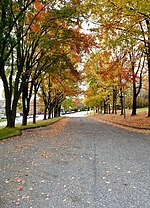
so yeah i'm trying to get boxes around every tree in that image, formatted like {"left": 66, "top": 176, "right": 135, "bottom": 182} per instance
{"left": 0, "top": 0, "right": 37, "bottom": 127}
{"left": 88, "top": 0, "right": 150, "bottom": 116}
{"left": 83, "top": 48, "right": 132, "bottom": 114}
{"left": 21, "top": 0, "right": 97, "bottom": 125}
{"left": 0, "top": 0, "right": 96, "bottom": 127}
{"left": 39, "top": 55, "right": 81, "bottom": 119}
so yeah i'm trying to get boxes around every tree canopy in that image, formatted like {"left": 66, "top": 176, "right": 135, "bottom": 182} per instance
{"left": 0, "top": 0, "right": 150, "bottom": 128}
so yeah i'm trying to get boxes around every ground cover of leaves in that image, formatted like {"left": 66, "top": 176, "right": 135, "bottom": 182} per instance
{"left": 0, "top": 118, "right": 69, "bottom": 207}
{"left": 90, "top": 111, "right": 150, "bottom": 134}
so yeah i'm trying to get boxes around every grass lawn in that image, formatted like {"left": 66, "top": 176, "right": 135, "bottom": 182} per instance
{"left": 0, "top": 117, "right": 63, "bottom": 140}
{"left": 0, "top": 119, "right": 6, "bottom": 123}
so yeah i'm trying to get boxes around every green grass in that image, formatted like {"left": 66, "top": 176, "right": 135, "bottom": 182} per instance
{"left": 125, "top": 107, "right": 148, "bottom": 114}
{"left": 0, "top": 127, "right": 20, "bottom": 140}
{"left": 0, "top": 117, "right": 63, "bottom": 140}
{"left": 0, "top": 119, "right": 6, "bottom": 123}
{"left": 136, "top": 107, "right": 148, "bottom": 112}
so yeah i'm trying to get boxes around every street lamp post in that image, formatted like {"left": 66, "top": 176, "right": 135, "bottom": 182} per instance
{"left": 123, "top": 92, "right": 126, "bottom": 119}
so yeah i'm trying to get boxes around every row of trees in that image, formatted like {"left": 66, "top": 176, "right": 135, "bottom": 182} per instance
{"left": 0, "top": 0, "right": 149, "bottom": 129}
{"left": 0, "top": 0, "right": 96, "bottom": 127}
{"left": 83, "top": 0, "right": 150, "bottom": 116}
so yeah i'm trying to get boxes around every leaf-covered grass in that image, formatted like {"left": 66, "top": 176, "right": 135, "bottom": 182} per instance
{"left": 0, "top": 117, "right": 63, "bottom": 140}
{"left": 90, "top": 108, "right": 150, "bottom": 133}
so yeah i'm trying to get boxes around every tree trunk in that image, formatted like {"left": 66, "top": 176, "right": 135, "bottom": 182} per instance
{"left": 51, "top": 109, "right": 54, "bottom": 118}
{"left": 112, "top": 88, "right": 117, "bottom": 114}
{"left": 44, "top": 106, "right": 47, "bottom": 120}
{"left": 48, "top": 109, "right": 52, "bottom": 119}
{"left": 58, "top": 105, "right": 61, "bottom": 117}
{"left": 22, "top": 80, "right": 28, "bottom": 126}
{"left": 148, "top": 56, "right": 150, "bottom": 117}
{"left": 5, "top": 89, "right": 15, "bottom": 127}
{"left": 54, "top": 103, "right": 60, "bottom": 117}
{"left": 1, "top": 66, "right": 19, "bottom": 128}
{"left": 146, "top": 19, "right": 150, "bottom": 116}
{"left": 5, "top": 95, "right": 19, "bottom": 128}
{"left": 33, "top": 84, "right": 37, "bottom": 124}
{"left": 131, "top": 80, "right": 137, "bottom": 116}
{"left": 6, "top": 112, "right": 16, "bottom": 127}
{"left": 104, "top": 100, "right": 106, "bottom": 114}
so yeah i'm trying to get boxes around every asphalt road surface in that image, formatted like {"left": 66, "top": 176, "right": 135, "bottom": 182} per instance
{"left": 0, "top": 117, "right": 150, "bottom": 208}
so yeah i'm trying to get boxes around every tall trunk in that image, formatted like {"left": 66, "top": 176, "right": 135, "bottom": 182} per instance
{"left": 22, "top": 100, "right": 28, "bottom": 126}
{"left": 54, "top": 103, "right": 60, "bottom": 117}
{"left": 57, "top": 106, "right": 60, "bottom": 117}
{"left": 47, "top": 77, "right": 51, "bottom": 119}
{"left": 130, "top": 51, "right": 144, "bottom": 116}
{"left": 147, "top": 19, "right": 150, "bottom": 116}
{"left": 104, "top": 100, "right": 106, "bottom": 114}
{"left": 6, "top": 112, "right": 16, "bottom": 128}
{"left": 142, "top": 19, "right": 150, "bottom": 116}
{"left": 1, "top": 66, "right": 16, "bottom": 127}
{"left": 44, "top": 106, "right": 47, "bottom": 120}
{"left": 131, "top": 61, "right": 136, "bottom": 116}
{"left": 108, "top": 104, "right": 111, "bottom": 114}
{"left": 5, "top": 90, "right": 19, "bottom": 128}
{"left": 5, "top": 88, "right": 16, "bottom": 128}
{"left": 148, "top": 56, "right": 150, "bottom": 117}
{"left": 131, "top": 77, "right": 137, "bottom": 115}
{"left": 112, "top": 88, "right": 117, "bottom": 114}
{"left": 22, "top": 76, "right": 35, "bottom": 125}
{"left": 51, "top": 109, "right": 54, "bottom": 118}
{"left": 48, "top": 109, "right": 51, "bottom": 119}
{"left": 33, "top": 84, "right": 37, "bottom": 124}
{"left": 22, "top": 79, "right": 28, "bottom": 126}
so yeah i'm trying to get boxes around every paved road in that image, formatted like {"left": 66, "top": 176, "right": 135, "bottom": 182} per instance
{"left": 0, "top": 117, "right": 150, "bottom": 208}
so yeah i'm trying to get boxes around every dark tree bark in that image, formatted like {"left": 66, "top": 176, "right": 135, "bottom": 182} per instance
{"left": 33, "top": 84, "right": 37, "bottom": 124}
{"left": 140, "top": 19, "right": 150, "bottom": 116}
{"left": 103, "top": 100, "right": 107, "bottom": 114}
{"left": 54, "top": 103, "right": 60, "bottom": 117}
{"left": 129, "top": 51, "right": 144, "bottom": 116}
{"left": 132, "top": 79, "right": 137, "bottom": 116}
{"left": 44, "top": 107, "right": 47, "bottom": 120}
{"left": 48, "top": 109, "right": 52, "bottom": 119}
{"left": 33, "top": 80, "right": 42, "bottom": 123}
{"left": 22, "top": 75, "right": 29, "bottom": 126}
{"left": 112, "top": 88, "right": 117, "bottom": 114}
{"left": 146, "top": 19, "right": 150, "bottom": 116}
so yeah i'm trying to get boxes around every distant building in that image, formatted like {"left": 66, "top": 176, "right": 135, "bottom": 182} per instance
{"left": 29, "top": 100, "right": 44, "bottom": 115}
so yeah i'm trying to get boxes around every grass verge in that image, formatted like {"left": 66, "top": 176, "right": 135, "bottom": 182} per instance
{"left": 0, "top": 119, "right": 6, "bottom": 123}
{"left": 0, "top": 117, "right": 63, "bottom": 140}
